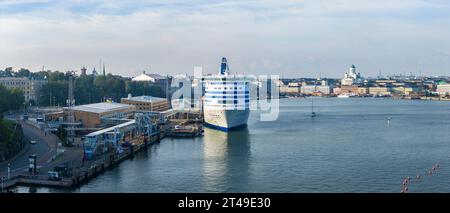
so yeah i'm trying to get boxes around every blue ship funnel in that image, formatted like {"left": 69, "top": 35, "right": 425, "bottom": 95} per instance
{"left": 220, "top": 57, "right": 228, "bottom": 75}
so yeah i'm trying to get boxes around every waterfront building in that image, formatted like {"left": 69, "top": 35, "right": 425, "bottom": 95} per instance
{"left": 333, "top": 87, "right": 341, "bottom": 95}
{"left": 301, "top": 85, "right": 332, "bottom": 95}
{"left": 375, "top": 79, "right": 397, "bottom": 84}
{"left": 339, "top": 85, "right": 360, "bottom": 95}
{"left": 436, "top": 84, "right": 450, "bottom": 96}
{"left": 121, "top": 95, "right": 170, "bottom": 112}
{"left": 0, "top": 77, "right": 47, "bottom": 102}
{"left": 278, "top": 80, "right": 301, "bottom": 94}
{"left": 280, "top": 85, "right": 300, "bottom": 94}
{"left": 66, "top": 102, "right": 135, "bottom": 128}
{"left": 391, "top": 87, "right": 421, "bottom": 95}
{"left": 132, "top": 72, "right": 167, "bottom": 83}
{"left": 423, "top": 82, "right": 436, "bottom": 91}
{"left": 132, "top": 71, "right": 169, "bottom": 94}
{"left": 288, "top": 82, "right": 301, "bottom": 87}
{"left": 341, "top": 64, "right": 363, "bottom": 86}
{"left": 369, "top": 87, "right": 391, "bottom": 96}
{"left": 301, "top": 85, "right": 316, "bottom": 94}
{"left": 392, "top": 82, "right": 406, "bottom": 87}
{"left": 316, "top": 85, "right": 332, "bottom": 95}
{"left": 357, "top": 87, "right": 368, "bottom": 95}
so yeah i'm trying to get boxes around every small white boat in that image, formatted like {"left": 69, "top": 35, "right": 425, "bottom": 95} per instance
{"left": 337, "top": 94, "right": 350, "bottom": 98}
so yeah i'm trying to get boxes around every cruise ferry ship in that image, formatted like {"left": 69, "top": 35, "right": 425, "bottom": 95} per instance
{"left": 202, "top": 57, "right": 250, "bottom": 131}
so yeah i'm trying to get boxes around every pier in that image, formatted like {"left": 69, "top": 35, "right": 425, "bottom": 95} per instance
{"left": 2, "top": 131, "right": 166, "bottom": 191}
{"left": 1, "top": 109, "right": 203, "bottom": 192}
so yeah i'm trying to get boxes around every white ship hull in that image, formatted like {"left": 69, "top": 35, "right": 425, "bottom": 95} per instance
{"left": 202, "top": 57, "right": 250, "bottom": 131}
{"left": 204, "top": 109, "right": 250, "bottom": 131}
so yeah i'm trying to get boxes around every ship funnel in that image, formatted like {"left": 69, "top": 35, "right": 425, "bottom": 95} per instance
{"left": 220, "top": 57, "right": 229, "bottom": 75}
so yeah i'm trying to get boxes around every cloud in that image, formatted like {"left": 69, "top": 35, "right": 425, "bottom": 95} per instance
{"left": 1, "top": 0, "right": 450, "bottom": 77}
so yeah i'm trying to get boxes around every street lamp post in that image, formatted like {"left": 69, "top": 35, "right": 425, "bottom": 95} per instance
{"left": 1, "top": 176, "right": 4, "bottom": 193}
{"left": 7, "top": 163, "right": 10, "bottom": 180}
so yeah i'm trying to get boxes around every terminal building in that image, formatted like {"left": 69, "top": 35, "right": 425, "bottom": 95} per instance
{"left": 65, "top": 102, "right": 136, "bottom": 128}
{"left": 121, "top": 95, "right": 170, "bottom": 112}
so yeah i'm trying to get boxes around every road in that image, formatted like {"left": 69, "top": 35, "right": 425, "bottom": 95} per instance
{"left": 0, "top": 121, "right": 57, "bottom": 178}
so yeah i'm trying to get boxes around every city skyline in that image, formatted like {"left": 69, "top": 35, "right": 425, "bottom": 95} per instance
{"left": 1, "top": 0, "right": 450, "bottom": 78}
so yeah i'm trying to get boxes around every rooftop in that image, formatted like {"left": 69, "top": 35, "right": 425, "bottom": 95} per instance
{"left": 70, "top": 102, "right": 134, "bottom": 114}
{"left": 86, "top": 120, "right": 135, "bottom": 137}
{"left": 132, "top": 73, "right": 166, "bottom": 81}
{"left": 122, "top": 96, "right": 166, "bottom": 103}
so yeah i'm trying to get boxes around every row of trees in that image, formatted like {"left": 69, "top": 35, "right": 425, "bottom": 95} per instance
{"left": 37, "top": 71, "right": 165, "bottom": 107}
{"left": 0, "top": 67, "right": 32, "bottom": 78}
{"left": 0, "top": 119, "right": 24, "bottom": 162}
{"left": 0, "top": 84, "right": 25, "bottom": 118}
{"left": 1, "top": 67, "right": 167, "bottom": 107}
{"left": 0, "top": 84, "right": 25, "bottom": 161}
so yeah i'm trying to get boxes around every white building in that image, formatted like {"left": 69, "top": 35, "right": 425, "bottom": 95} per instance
{"left": 341, "top": 64, "right": 363, "bottom": 86}
{"left": 301, "top": 85, "right": 332, "bottom": 95}
{"left": 0, "top": 77, "right": 47, "bottom": 102}
{"left": 132, "top": 71, "right": 169, "bottom": 94}
{"left": 436, "top": 84, "right": 450, "bottom": 96}
{"left": 301, "top": 80, "right": 332, "bottom": 95}
{"left": 132, "top": 71, "right": 167, "bottom": 83}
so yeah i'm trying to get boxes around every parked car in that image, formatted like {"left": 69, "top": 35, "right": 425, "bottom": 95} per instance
{"left": 48, "top": 171, "right": 61, "bottom": 180}
{"left": 30, "top": 140, "right": 37, "bottom": 144}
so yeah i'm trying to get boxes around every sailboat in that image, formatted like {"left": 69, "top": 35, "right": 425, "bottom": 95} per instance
{"left": 311, "top": 97, "right": 316, "bottom": 118}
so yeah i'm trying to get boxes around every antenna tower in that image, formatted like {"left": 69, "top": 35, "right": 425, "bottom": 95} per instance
{"left": 66, "top": 71, "right": 76, "bottom": 146}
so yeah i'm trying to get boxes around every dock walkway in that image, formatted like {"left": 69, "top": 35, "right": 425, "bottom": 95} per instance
{"left": 2, "top": 132, "right": 166, "bottom": 191}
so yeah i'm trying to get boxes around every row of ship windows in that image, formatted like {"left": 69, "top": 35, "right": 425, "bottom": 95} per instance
{"left": 206, "top": 87, "right": 244, "bottom": 90}
{"left": 205, "top": 104, "right": 250, "bottom": 108}
{"left": 207, "top": 82, "right": 249, "bottom": 85}
{"left": 206, "top": 91, "right": 250, "bottom": 94}
{"left": 204, "top": 100, "right": 250, "bottom": 104}
{"left": 205, "top": 95, "right": 250, "bottom": 99}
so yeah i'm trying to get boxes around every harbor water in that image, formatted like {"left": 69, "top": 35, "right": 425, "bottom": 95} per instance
{"left": 16, "top": 98, "right": 450, "bottom": 192}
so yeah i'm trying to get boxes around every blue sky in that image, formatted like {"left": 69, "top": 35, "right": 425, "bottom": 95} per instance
{"left": 1, "top": 0, "right": 450, "bottom": 78}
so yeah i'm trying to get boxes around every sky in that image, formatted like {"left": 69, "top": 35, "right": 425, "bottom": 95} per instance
{"left": 1, "top": 0, "right": 450, "bottom": 78}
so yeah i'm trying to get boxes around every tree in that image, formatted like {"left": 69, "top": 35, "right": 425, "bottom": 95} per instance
{"left": 44, "top": 71, "right": 66, "bottom": 82}
{"left": 16, "top": 68, "right": 31, "bottom": 77}
{"left": 0, "top": 119, "right": 24, "bottom": 161}
{"left": 57, "top": 125, "right": 67, "bottom": 145}
{"left": 2, "top": 67, "right": 13, "bottom": 77}
{"left": 0, "top": 84, "right": 25, "bottom": 117}
{"left": 38, "top": 81, "right": 68, "bottom": 107}
{"left": 125, "top": 81, "right": 164, "bottom": 97}
{"left": 33, "top": 70, "right": 165, "bottom": 107}
{"left": 74, "top": 74, "right": 101, "bottom": 105}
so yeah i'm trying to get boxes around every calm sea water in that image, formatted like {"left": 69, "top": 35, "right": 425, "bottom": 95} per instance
{"left": 17, "top": 98, "right": 450, "bottom": 193}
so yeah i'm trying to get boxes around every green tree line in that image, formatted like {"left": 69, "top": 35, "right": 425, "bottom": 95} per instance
{"left": 0, "top": 84, "right": 25, "bottom": 118}
{"left": 0, "top": 119, "right": 24, "bottom": 162}
{"left": 1, "top": 67, "right": 166, "bottom": 107}
{"left": 0, "top": 83, "right": 25, "bottom": 162}
{"left": 37, "top": 72, "right": 165, "bottom": 107}
{"left": 0, "top": 67, "right": 32, "bottom": 78}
